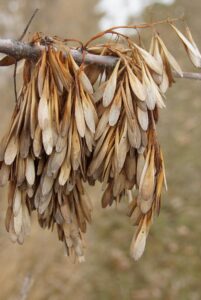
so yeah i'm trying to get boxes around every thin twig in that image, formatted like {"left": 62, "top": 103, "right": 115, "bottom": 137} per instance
{"left": 13, "top": 63, "right": 18, "bottom": 102}
{"left": 83, "top": 17, "right": 181, "bottom": 48}
{"left": 18, "top": 9, "right": 39, "bottom": 42}
{"left": 14, "top": 9, "right": 39, "bottom": 103}
{"left": 0, "top": 38, "right": 201, "bottom": 81}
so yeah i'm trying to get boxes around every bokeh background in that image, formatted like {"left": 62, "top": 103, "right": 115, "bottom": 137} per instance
{"left": 0, "top": 0, "right": 201, "bottom": 299}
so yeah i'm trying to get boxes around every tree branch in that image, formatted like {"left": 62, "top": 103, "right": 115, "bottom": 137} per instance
{"left": 0, "top": 39, "right": 41, "bottom": 60}
{"left": 0, "top": 38, "right": 201, "bottom": 81}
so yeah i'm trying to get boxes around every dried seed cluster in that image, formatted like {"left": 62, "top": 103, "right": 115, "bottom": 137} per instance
{"left": 0, "top": 23, "right": 200, "bottom": 262}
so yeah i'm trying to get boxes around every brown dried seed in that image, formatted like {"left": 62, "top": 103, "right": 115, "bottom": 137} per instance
{"left": 75, "top": 93, "right": 86, "bottom": 138}
{"left": 0, "top": 163, "right": 10, "bottom": 186}
{"left": 41, "top": 174, "right": 54, "bottom": 196}
{"left": 25, "top": 156, "right": 35, "bottom": 186}
{"left": 135, "top": 44, "right": 163, "bottom": 75}
{"left": 103, "top": 60, "right": 120, "bottom": 107}
{"left": 49, "top": 145, "right": 67, "bottom": 175}
{"left": 130, "top": 216, "right": 147, "bottom": 261}
{"left": 127, "top": 64, "right": 146, "bottom": 101}
{"left": 157, "top": 35, "right": 183, "bottom": 77}
{"left": 61, "top": 88, "right": 72, "bottom": 137}
{"left": 33, "top": 125, "right": 42, "bottom": 158}
{"left": 140, "top": 147, "right": 155, "bottom": 201}
{"left": 71, "top": 122, "right": 81, "bottom": 171}
{"left": 79, "top": 70, "right": 94, "bottom": 95}
{"left": 81, "top": 90, "right": 96, "bottom": 134}
{"left": 109, "top": 87, "right": 122, "bottom": 126}
{"left": 4, "top": 136, "right": 18, "bottom": 165}
{"left": 137, "top": 107, "right": 148, "bottom": 131}
{"left": 102, "top": 184, "right": 113, "bottom": 208}
{"left": 38, "top": 89, "right": 49, "bottom": 131}
{"left": 116, "top": 119, "right": 128, "bottom": 172}
{"left": 185, "top": 26, "right": 201, "bottom": 67}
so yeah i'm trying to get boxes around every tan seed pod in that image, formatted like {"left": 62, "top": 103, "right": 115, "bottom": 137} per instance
{"left": 157, "top": 35, "right": 183, "bottom": 77}
{"left": 137, "top": 107, "right": 148, "bottom": 131}
{"left": 130, "top": 216, "right": 148, "bottom": 261}
{"left": 42, "top": 126, "right": 53, "bottom": 155}
{"left": 135, "top": 44, "right": 163, "bottom": 75}
{"left": 102, "top": 184, "right": 113, "bottom": 208}
{"left": 75, "top": 93, "right": 86, "bottom": 138}
{"left": 109, "top": 87, "right": 122, "bottom": 126}
{"left": 171, "top": 24, "right": 201, "bottom": 66}
{"left": 38, "top": 93, "right": 49, "bottom": 131}
{"left": 79, "top": 70, "right": 94, "bottom": 95}
{"left": 127, "top": 65, "right": 146, "bottom": 101}
{"left": 139, "top": 147, "right": 155, "bottom": 201}
{"left": 185, "top": 26, "right": 201, "bottom": 67}
{"left": 25, "top": 156, "right": 35, "bottom": 186}
{"left": 41, "top": 174, "right": 54, "bottom": 196}
{"left": 4, "top": 136, "right": 18, "bottom": 165}
{"left": 33, "top": 125, "right": 42, "bottom": 158}
{"left": 103, "top": 60, "right": 120, "bottom": 107}
{"left": 0, "top": 163, "right": 10, "bottom": 186}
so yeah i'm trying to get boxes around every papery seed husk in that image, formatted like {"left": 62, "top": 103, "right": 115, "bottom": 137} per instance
{"left": 49, "top": 145, "right": 67, "bottom": 175}
{"left": 140, "top": 147, "right": 155, "bottom": 201}
{"left": 13, "top": 188, "right": 22, "bottom": 217}
{"left": 116, "top": 119, "right": 128, "bottom": 172}
{"left": 136, "top": 153, "right": 145, "bottom": 187}
{"left": 38, "top": 192, "right": 52, "bottom": 215}
{"left": 84, "top": 63, "right": 102, "bottom": 85}
{"left": 125, "top": 154, "right": 136, "bottom": 181}
{"left": 93, "top": 81, "right": 107, "bottom": 103}
{"left": 33, "top": 125, "right": 42, "bottom": 158}
{"left": 0, "top": 163, "right": 10, "bottom": 186}
{"left": 137, "top": 107, "right": 148, "bottom": 131}
{"left": 127, "top": 118, "right": 141, "bottom": 149}
{"left": 157, "top": 35, "right": 183, "bottom": 77}
{"left": 130, "top": 206, "right": 142, "bottom": 226}
{"left": 113, "top": 172, "right": 126, "bottom": 198}
{"left": 135, "top": 44, "right": 163, "bottom": 75}
{"left": 109, "top": 88, "right": 122, "bottom": 126}
{"left": 81, "top": 90, "right": 96, "bottom": 133}
{"left": 130, "top": 216, "right": 147, "bottom": 261}
{"left": 61, "top": 88, "right": 72, "bottom": 137}
{"left": 102, "top": 184, "right": 113, "bottom": 208}
{"left": 103, "top": 60, "right": 120, "bottom": 107}
{"left": 42, "top": 125, "right": 53, "bottom": 155}
{"left": 79, "top": 70, "right": 94, "bottom": 95}
{"left": 38, "top": 94, "right": 49, "bottom": 131}
{"left": 25, "top": 156, "right": 35, "bottom": 186}
{"left": 4, "top": 136, "right": 18, "bottom": 165}
{"left": 41, "top": 174, "right": 54, "bottom": 196}
{"left": 127, "top": 65, "right": 146, "bottom": 101}
{"left": 185, "top": 25, "right": 201, "bottom": 67}
{"left": 95, "top": 109, "right": 109, "bottom": 140}
{"left": 71, "top": 122, "right": 81, "bottom": 171}
{"left": 20, "top": 128, "right": 30, "bottom": 159}
{"left": 75, "top": 93, "right": 86, "bottom": 138}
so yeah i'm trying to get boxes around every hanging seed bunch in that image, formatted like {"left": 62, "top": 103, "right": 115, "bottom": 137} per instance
{"left": 0, "top": 37, "right": 97, "bottom": 262}
{"left": 0, "top": 20, "right": 200, "bottom": 261}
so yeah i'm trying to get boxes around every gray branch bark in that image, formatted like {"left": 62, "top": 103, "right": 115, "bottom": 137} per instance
{"left": 0, "top": 38, "right": 201, "bottom": 80}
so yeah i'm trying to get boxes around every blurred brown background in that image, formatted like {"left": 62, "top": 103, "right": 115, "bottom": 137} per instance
{"left": 0, "top": 0, "right": 201, "bottom": 299}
